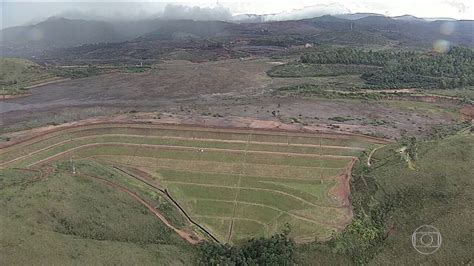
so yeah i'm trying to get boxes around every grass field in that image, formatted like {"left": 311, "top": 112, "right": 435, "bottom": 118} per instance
{"left": 0, "top": 123, "right": 385, "bottom": 246}
{"left": 0, "top": 58, "right": 150, "bottom": 96}
{"left": 0, "top": 165, "right": 195, "bottom": 265}
{"left": 427, "top": 87, "right": 474, "bottom": 100}
{"left": 296, "top": 130, "right": 473, "bottom": 264}
{"left": 267, "top": 63, "right": 380, "bottom": 78}
{"left": 0, "top": 58, "right": 59, "bottom": 95}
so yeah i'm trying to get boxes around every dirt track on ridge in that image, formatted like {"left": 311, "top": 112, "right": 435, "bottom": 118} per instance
{"left": 0, "top": 133, "right": 365, "bottom": 167}
{"left": 326, "top": 158, "right": 358, "bottom": 229}
{"left": 0, "top": 113, "right": 391, "bottom": 150}
{"left": 81, "top": 173, "right": 202, "bottom": 244}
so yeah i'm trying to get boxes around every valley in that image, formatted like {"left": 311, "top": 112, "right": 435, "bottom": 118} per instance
{"left": 0, "top": 8, "right": 473, "bottom": 265}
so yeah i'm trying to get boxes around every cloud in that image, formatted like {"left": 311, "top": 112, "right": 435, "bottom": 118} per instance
{"left": 256, "top": 3, "right": 350, "bottom": 21}
{"left": 443, "top": 0, "right": 467, "bottom": 13}
{"left": 1, "top": 1, "right": 473, "bottom": 30}
{"left": 162, "top": 4, "right": 232, "bottom": 21}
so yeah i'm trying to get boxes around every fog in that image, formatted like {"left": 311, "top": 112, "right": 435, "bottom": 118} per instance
{"left": 1, "top": 0, "right": 472, "bottom": 29}
{"left": 2, "top": 3, "right": 234, "bottom": 29}
{"left": 256, "top": 4, "right": 350, "bottom": 21}
{"left": 162, "top": 5, "right": 232, "bottom": 21}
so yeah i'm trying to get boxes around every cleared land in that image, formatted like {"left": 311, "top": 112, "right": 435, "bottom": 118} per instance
{"left": 0, "top": 123, "right": 386, "bottom": 244}
{"left": 0, "top": 58, "right": 464, "bottom": 141}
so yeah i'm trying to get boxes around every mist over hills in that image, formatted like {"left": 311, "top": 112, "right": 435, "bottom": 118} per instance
{"left": 0, "top": 17, "right": 125, "bottom": 48}
{"left": 1, "top": 13, "right": 472, "bottom": 61}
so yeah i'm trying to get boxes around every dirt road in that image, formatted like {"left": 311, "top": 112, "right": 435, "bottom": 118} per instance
{"left": 82, "top": 173, "right": 202, "bottom": 244}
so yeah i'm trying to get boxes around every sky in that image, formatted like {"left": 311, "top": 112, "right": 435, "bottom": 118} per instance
{"left": 1, "top": 0, "right": 473, "bottom": 29}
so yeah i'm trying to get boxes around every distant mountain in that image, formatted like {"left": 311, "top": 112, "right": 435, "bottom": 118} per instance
{"left": 392, "top": 15, "right": 426, "bottom": 22}
{"left": 353, "top": 15, "right": 473, "bottom": 46}
{"left": 0, "top": 17, "right": 124, "bottom": 49}
{"left": 233, "top": 9, "right": 457, "bottom": 24}
{"left": 140, "top": 20, "right": 240, "bottom": 40}
{"left": 1, "top": 15, "right": 472, "bottom": 60}
{"left": 232, "top": 14, "right": 264, "bottom": 23}
{"left": 334, "top": 13, "right": 384, "bottom": 20}
{"left": 423, "top": 17, "right": 457, "bottom": 22}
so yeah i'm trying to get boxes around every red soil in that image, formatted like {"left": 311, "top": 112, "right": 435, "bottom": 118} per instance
{"left": 460, "top": 105, "right": 474, "bottom": 121}
{"left": 0, "top": 113, "right": 391, "bottom": 150}
{"left": 327, "top": 158, "right": 357, "bottom": 226}
{"left": 0, "top": 93, "right": 32, "bottom": 100}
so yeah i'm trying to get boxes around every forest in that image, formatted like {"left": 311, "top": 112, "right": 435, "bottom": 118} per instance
{"left": 300, "top": 46, "right": 474, "bottom": 89}
{"left": 198, "top": 228, "right": 295, "bottom": 265}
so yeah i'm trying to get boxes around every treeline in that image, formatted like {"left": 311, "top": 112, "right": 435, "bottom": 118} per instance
{"left": 198, "top": 227, "right": 295, "bottom": 265}
{"left": 51, "top": 66, "right": 103, "bottom": 79}
{"left": 248, "top": 37, "right": 305, "bottom": 47}
{"left": 0, "top": 79, "right": 19, "bottom": 85}
{"left": 301, "top": 48, "right": 399, "bottom": 66}
{"left": 267, "top": 63, "right": 378, "bottom": 78}
{"left": 300, "top": 46, "right": 474, "bottom": 89}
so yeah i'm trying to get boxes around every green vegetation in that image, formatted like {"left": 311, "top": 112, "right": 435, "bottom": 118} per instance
{"left": 0, "top": 165, "right": 195, "bottom": 265}
{"left": 50, "top": 66, "right": 104, "bottom": 79}
{"left": 424, "top": 121, "right": 472, "bottom": 140}
{"left": 428, "top": 87, "right": 474, "bottom": 102}
{"left": 199, "top": 227, "right": 295, "bottom": 265}
{"left": 297, "top": 128, "right": 473, "bottom": 264}
{"left": 383, "top": 100, "right": 461, "bottom": 121}
{"left": 5, "top": 123, "right": 470, "bottom": 264}
{"left": 123, "top": 66, "right": 151, "bottom": 73}
{"left": 0, "top": 58, "right": 57, "bottom": 95}
{"left": 328, "top": 116, "right": 354, "bottom": 122}
{"left": 273, "top": 46, "right": 474, "bottom": 89}
{"left": 0, "top": 58, "right": 153, "bottom": 95}
{"left": 51, "top": 65, "right": 151, "bottom": 79}
{"left": 267, "top": 63, "right": 379, "bottom": 77}
{"left": 249, "top": 36, "right": 304, "bottom": 47}
{"left": 0, "top": 124, "right": 380, "bottom": 247}
{"left": 275, "top": 83, "right": 473, "bottom": 106}
{"left": 275, "top": 84, "right": 409, "bottom": 100}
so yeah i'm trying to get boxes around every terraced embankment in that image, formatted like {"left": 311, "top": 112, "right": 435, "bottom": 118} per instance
{"left": 0, "top": 123, "right": 388, "bottom": 243}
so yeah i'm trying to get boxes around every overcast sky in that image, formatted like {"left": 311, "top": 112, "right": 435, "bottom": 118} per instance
{"left": 1, "top": 0, "right": 473, "bottom": 29}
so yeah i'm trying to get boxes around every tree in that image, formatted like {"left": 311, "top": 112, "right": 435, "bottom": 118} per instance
{"left": 438, "top": 79, "right": 447, "bottom": 89}
{"left": 198, "top": 226, "right": 295, "bottom": 265}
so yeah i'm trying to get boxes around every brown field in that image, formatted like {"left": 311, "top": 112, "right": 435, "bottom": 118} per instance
{"left": 0, "top": 58, "right": 462, "bottom": 139}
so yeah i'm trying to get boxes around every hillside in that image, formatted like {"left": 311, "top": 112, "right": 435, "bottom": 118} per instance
{"left": 0, "top": 17, "right": 124, "bottom": 49}
{"left": 0, "top": 58, "right": 59, "bottom": 95}
{"left": 1, "top": 15, "right": 473, "bottom": 62}
{"left": 1, "top": 6, "right": 473, "bottom": 265}
{"left": 297, "top": 128, "right": 473, "bottom": 264}
{"left": 142, "top": 20, "right": 240, "bottom": 40}
{"left": 0, "top": 121, "right": 389, "bottom": 264}
{"left": 0, "top": 164, "right": 196, "bottom": 264}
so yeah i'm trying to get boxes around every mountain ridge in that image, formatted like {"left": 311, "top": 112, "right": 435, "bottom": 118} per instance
{"left": 1, "top": 15, "right": 472, "bottom": 59}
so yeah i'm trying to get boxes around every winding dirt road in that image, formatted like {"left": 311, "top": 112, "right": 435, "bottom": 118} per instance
{"left": 81, "top": 173, "right": 202, "bottom": 244}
